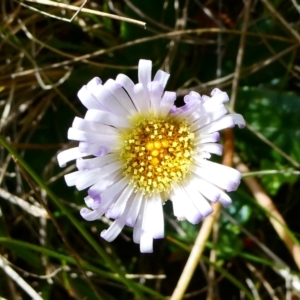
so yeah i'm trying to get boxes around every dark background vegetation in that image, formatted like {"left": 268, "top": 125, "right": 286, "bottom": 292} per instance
{"left": 1, "top": 0, "right": 300, "bottom": 299}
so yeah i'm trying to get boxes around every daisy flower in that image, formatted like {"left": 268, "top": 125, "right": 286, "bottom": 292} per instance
{"left": 57, "top": 59, "right": 245, "bottom": 253}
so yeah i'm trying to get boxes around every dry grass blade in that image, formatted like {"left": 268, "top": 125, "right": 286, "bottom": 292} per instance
{"left": 22, "top": 0, "right": 146, "bottom": 26}
{"left": 234, "top": 156, "right": 300, "bottom": 271}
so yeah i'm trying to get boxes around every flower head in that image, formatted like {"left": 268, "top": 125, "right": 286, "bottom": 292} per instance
{"left": 57, "top": 59, "right": 245, "bottom": 253}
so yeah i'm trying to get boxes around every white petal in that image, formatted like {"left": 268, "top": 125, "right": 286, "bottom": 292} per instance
{"left": 190, "top": 177, "right": 221, "bottom": 202}
{"left": 76, "top": 153, "right": 117, "bottom": 171}
{"left": 191, "top": 105, "right": 228, "bottom": 131}
{"left": 68, "top": 128, "right": 119, "bottom": 148}
{"left": 148, "top": 81, "right": 163, "bottom": 114}
{"left": 106, "top": 184, "right": 134, "bottom": 219}
{"left": 192, "top": 161, "right": 242, "bottom": 192}
{"left": 153, "top": 70, "right": 170, "bottom": 88}
{"left": 182, "top": 183, "right": 213, "bottom": 217}
{"left": 172, "top": 184, "right": 203, "bottom": 224}
{"left": 77, "top": 85, "right": 106, "bottom": 110}
{"left": 218, "top": 190, "right": 233, "bottom": 207}
{"left": 231, "top": 113, "right": 246, "bottom": 128}
{"left": 104, "top": 79, "right": 137, "bottom": 115}
{"left": 80, "top": 207, "right": 103, "bottom": 221}
{"left": 75, "top": 161, "right": 122, "bottom": 190}
{"left": 100, "top": 202, "right": 132, "bottom": 242}
{"left": 200, "top": 115, "right": 235, "bottom": 135}
{"left": 85, "top": 109, "right": 130, "bottom": 128}
{"left": 195, "top": 132, "right": 220, "bottom": 144}
{"left": 78, "top": 142, "right": 108, "bottom": 156}
{"left": 100, "top": 177, "right": 128, "bottom": 203}
{"left": 88, "top": 171, "right": 120, "bottom": 199}
{"left": 126, "top": 192, "right": 143, "bottom": 227}
{"left": 84, "top": 195, "right": 94, "bottom": 208}
{"left": 101, "top": 219, "right": 125, "bottom": 241}
{"left": 57, "top": 147, "right": 89, "bottom": 167}
{"left": 64, "top": 171, "right": 82, "bottom": 186}
{"left": 84, "top": 195, "right": 102, "bottom": 210}
{"left": 138, "top": 59, "right": 152, "bottom": 86}
{"left": 115, "top": 74, "right": 139, "bottom": 111}
{"left": 159, "top": 91, "right": 176, "bottom": 117}
{"left": 133, "top": 83, "right": 150, "bottom": 112}
{"left": 133, "top": 199, "right": 145, "bottom": 244}
{"left": 171, "top": 190, "right": 186, "bottom": 220}
{"left": 86, "top": 77, "right": 102, "bottom": 89}
{"left": 72, "top": 117, "right": 118, "bottom": 135}
{"left": 141, "top": 196, "right": 164, "bottom": 239}
{"left": 196, "top": 143, "right": 223, "bottom": 156}
{"left": 209, "top": 89, "right": 229, "bottom": 104}
{"left": 92, "top": 84, "right": 129, "bottom": 116}
{"left": 140, "top": 231, "right": 153, "bottom": 253}
{"left": 174, "top": 93, "right": 202, "bottom": 120}
{"left": 151, "top": 195, "right": 164, "bottom": 239}
{"left": 101, "top": 218, "right": 126, "bottom": 242}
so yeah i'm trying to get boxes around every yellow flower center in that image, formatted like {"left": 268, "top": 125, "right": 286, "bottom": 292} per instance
{"left": 119, "top": 115, "right": 195, "bottom": 195}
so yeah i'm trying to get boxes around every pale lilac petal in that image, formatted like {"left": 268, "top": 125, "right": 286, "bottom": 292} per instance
{"left": 77, "top": 85, "right": 106, "bottom": 110}
{"left": 92, "top": 84, "right": 129, "bottom": 116}
{"left": 199, "top": 115, "right": 236, "bottom": 135}
{"left": 172, "top": 184, "right": 202, "bottom": 224}
{"left": 133, "top": 200, "right": 145, "bottom": 244}
{"left": 148, "top": 81, "right": 164, "bottom": 114}
{"left": 218, "top": 190, "right": 233, "bottom": 207}
{"left": 76, "top": 153, "right": 117, "bottom": 171}
{"left": 126, "top": 192, "right": 143, "bottom": 227}
{"left": 209, "top": 89, "right": 229, "bottom": 103}
{"left": 190, "top": 177, "right": 221, "bottom": 203}
{"left": 84, "top": 195, "right": 102, "bottom": 210}
{"left": 106, "top": 184, "right": 134, "bottom": 219}
{"left": 72, "top": 117, "right": 118, "bottom": 135}
{"left": 194, "top": 132, "right": 220, "bottom": 144}
{"left": 191, "top": 105, "right": 228, "bottom": 131}
{"left": 84, "top": 195, "right": 94, "bottom": 208}
{"left": 88, "top": 171, "right": 120, "bottom": 199}
{"left": 100, "top": 201, "right": 132, "bottom": 242}
{"left": 78, "top": 142, "right": 108, "bottom": 156}
{"left": 159, "top": 91, "right": 176, "bottom": 117}
{"left": 85, "top": 109, "right": 130, "bottom": 128}
{"left": 151, "top": 195, "right": 164, "bottom": 239}
{"left": 100, "top": 218, "right": 126, "bottom": 242}
{"left": 68, "top": 128, "right": 119, "bottom": 148}
{"left": 100, "top": 177, "right": 128, "bottom": 203}
{"left": 115, "top": 74, "right": 139, "bottom": 112}
{"left": 133, "top": 83, "right": 150, "bottom": 112}
{"left": 75, "top": 161, "right": 122, "bottom": 190}
{"left": 153, "top": 70, "right": 170, "bottom": 88}
{"left": 57, "top": 147, "right": 89, "bottom": 167}
{"left": 80, "top": 207, "right": 103, "bottom": 221}
{"left": 196, "top": 143, "right": 223, "bottom": 156}
{"left": 231, "top": 113, "right": 246, "bottom": 128}
{"left": 138, "top": 59, "right": 152, "bottom": 86}
{"left": 192, "top": 161, "right": 242, "bottom": 192}
{"left": 86, "top": 77, "right": 102, "bottom": 90}
{"left": 104, "top": 79, "right": 137, "bottom": 115}
{"left": 182, "top": 183, "right": 213, "bottom": 217}
{"left": 64, "top": 171, "right": 81, "bottom": 186}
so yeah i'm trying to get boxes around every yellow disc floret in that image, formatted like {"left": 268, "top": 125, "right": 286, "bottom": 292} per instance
{"left": 119, "top": 115, "right": 195, "bottom": 195}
